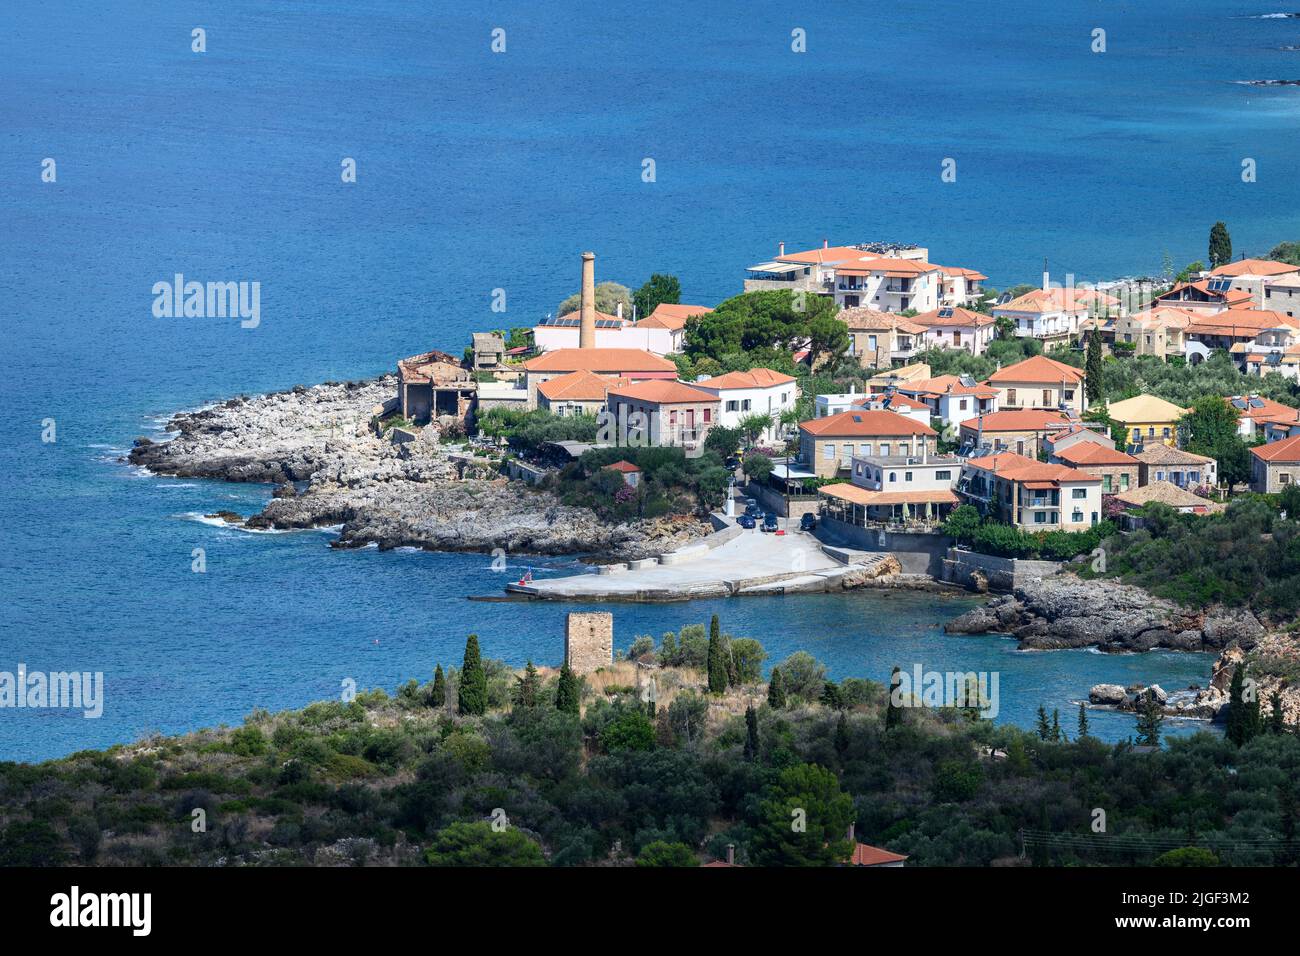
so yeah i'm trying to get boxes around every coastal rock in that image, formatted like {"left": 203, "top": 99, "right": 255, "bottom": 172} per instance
{"left": 1200, "top": 608, "right": 1264, "bottom": 650}
{"left": 1089, "top": 684, "right": 1127, "bottom": 705}
{"left": 131, "top": 377, "right": 710, "bottom": 561}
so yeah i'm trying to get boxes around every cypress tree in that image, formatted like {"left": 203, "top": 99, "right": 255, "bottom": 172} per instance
{"left": 1208, "top": 221, "right": 1232, "bottom": 268}
{"left": 1077, "top": 701, "right": 1090, "bottom": 739}
{"left": 555, "top": 662, "right": 580, "bottom": 715}
{"left": 1269, "top": 691, "right": 1286, "bottom": 734}
{"left": 744, "top": 705, "right": 759, "bottom": 760}
{"left": 767, "top": 667, "right": 786, "bottom": 709}
{"left": 885, "top": 666, "right": 903, "bottom": 731}
{"left": 458, "top": 634, "right": 488, "bottom": 716}
{"left": 706, "top": 615, "right": 728, "bottom": 694}
{"left": 1035, "top": 705, "right": 1051, "bottom": 741}
{"left": 430, "top": 664, "right": 446, "bottom": 709}
{"left": 834, "top": 711, "right": 849, "bottom": 755}
{"left": 1085, "top": 328, "right": 1103, "bottom": 403}
{"left": 1226, "top": 665, "right": 1254, "bottom": 746}
{"left": 1051, "top": 709, "right": 1062, "bottom": 743}
{"left": 514, "top": 661, "right": 540, "bottom": 709}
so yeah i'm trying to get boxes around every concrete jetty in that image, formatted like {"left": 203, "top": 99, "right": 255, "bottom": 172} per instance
{"left": 505, "top": 520, "right": 898, "bottom": 602}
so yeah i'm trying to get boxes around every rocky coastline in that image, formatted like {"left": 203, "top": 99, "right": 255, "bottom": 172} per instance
{"left": 126, "top": 378, "right": 710, "bottom": 561}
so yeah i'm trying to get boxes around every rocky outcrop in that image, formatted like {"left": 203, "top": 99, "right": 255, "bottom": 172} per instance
{"left": 1088, "top": 680, "right": 1227, "bottom": 721}
{"left": 127, "top": 378, "right": 711, "bottom": 561}
{"left": 944, "top": 575, "right": 1264, "bottom": 653}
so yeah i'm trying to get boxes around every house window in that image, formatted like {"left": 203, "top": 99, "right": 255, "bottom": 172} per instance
{"left": 726, "top": 400, "right": 738, "bottom": 412}
{"left": 1103, "top": 474, "right": 1112, "bottom": 492}
{"left": 1156, "top": 470, "right": 1165, "bottom": 481}
{"left": 1034, "top": 512, "right": 1047, "bottom": 524}
{"left": 1072, "top": 488, "right": 1087, "bottom": 499}
{"left": 1007, "top": 389, "right": 1017, "bottom": 405}
{"left": 1162, "top": 427, "right": 1170, "bottom": 438}
{"left": 905, "top": 471, "right": 913, "bottom": 482}
{"left": 1064, "top": 389, "right": 1074, "bottom": 400}
{"left": 959, "top": 399, "right": 968, "bottom": 411}
{"left": 1132, "top": 429, "right": 1142, "bottom": 443}
{"left": 854, "top": 463, "right": 863, "bottom": 476}
{"left": 1120, "top": 473, "right": 1130, "bottom": 491}
{"left": 1050, "top": 512, "right": 1059, "bottom": 524}
{"left": 741, "top": 399, "right": 751, "bottom": 411}
{"left": 703, "top": 408, "right": 712, "bottom": 423}
{"left": 824, "top": 444, "right": 835, "bottom": 460}
{"left": 860, "top": 443, "right": 873, "bottom": 456}
{"left": 879, "top": 443, "right": 891, "bottom": 457}
{"left": 1042, "top": 390, "right": 1051, "bottom": 406}
{"left": 935, "top": 470, "right": 952, "bottom": 480}
{"left": 843, "top": 443, "right": 854, "bottom": 458}
{"left": 889, "top": 472, "right": 897, "bottom": 483}
{"left": 1283, "top": 473, "right": 1292, "bottom": 485}
{"left": 669, "top": 410, "right": 677, "bottom": 425}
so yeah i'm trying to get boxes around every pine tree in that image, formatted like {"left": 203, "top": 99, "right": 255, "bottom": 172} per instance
{"left": 885, "top": 666, "right": 903, "bottom": 731}
{"left": 514, "top": 661, "right": 540, "bottom": 709}
{"left": 1208, "top": 221, "right": 1232, "bottom": 268}
{"left": 1035, "top": 705, "right": 1051, "bottom": 741}
{"left": 1085, "top": 327, "right": 1103, "bottom": 403}
{"left": 1135, "top": 690, "right": 1163, "bottom": 748}
{"left": 1077, "top": 702, "right": 1090, "bottom": 739}
{"left": 457, "top": 634, "right": 488, "bottom": 716}
{"left": 1051, "top": 709, "right": 1062, "bottom": 743}
{"left": 820, "top": 680, "right": 844, "bottom": 711}
{"left": 555, "top": 662, "right": 580, "bottom": 715}
{"left": 766, "top": 667, "right": 786, "bottom": 709}
{"left": 744, "top": 705, "right": 759, "bottom": 760}
{"left": 706, "top": 615, "right": 729, "bottom": 694}
{"left": 430, "top": 664, "right": 446, "bottom": 709}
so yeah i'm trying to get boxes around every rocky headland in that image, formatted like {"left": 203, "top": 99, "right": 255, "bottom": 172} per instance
{"left": 127, "top": 378, "right": 710, "bottom": 561}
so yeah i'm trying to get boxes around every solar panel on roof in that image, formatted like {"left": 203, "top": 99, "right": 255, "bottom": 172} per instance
{"left": 852, "top": 415, "right": 862, "bottom": 422}
{"left": 1208, "top": 277, "right": 1233, "bottom": 292}
{"left": 938, "top": 307, "right": 954, "bottom": 318}
{"left": 1251, "top": 398, "right": 1265, "bottom": 408}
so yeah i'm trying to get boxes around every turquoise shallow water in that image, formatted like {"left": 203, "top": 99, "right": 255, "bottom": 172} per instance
{"left": 2, "top": 0, "right": 1284, "bottom": 760}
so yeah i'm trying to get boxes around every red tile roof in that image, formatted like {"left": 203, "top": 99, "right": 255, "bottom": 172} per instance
{"left": 848, "top": 843, "right": 909, "bottom": 866}
{"left": 640, "top": 303, "right": 712, "bottom": 330}
{"left": 1208, "top": 258, "right": 1300, "bottom": 278}
{"left": 603, "top": 460, "right": 642, "bottom": 473}
{"left": 901, "top": 375, "right": 999, "bottom": 399}
{"left": 966, "top": 451, "right": 1100, "bottom": 483}
{"left": 986, "top": 355, "right": 1085, "bottom": 386}
{"left": 958, "top": 409, "right": 1074, "bottom": 432}
{"left": 799, "top": 409, "right": 937, "bottom": 438}
{"left": 535, "top": 369, "right": 628, "bottom": 402}
{"left": 696, "top": 368, "right": 797, "bottom": 390}
{"left": 1054, "top": 443, "right": 1139, "bottom": 467}
{"left": 995, "top": 288, "right": 1117, "bottom": 313}
{"left": 522, "top": 348, "right": 677, "bottom": 374}
{"left": 1251, "top": 434, "right": 1300, "bottom": 463}
{"left": 608, "top": 380, "right": 719, "bottom": 404}
{"left": 910, "top": 306, "right": 995, "bottom": 329}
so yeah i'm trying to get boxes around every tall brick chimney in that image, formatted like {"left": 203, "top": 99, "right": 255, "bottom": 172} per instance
{"left": 579, "top": 251, "right": 596, "bottom": 349}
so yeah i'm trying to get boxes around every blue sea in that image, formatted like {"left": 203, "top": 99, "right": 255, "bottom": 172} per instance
{"left": 4, "top": 0, "right": 1296, "bottom": 762}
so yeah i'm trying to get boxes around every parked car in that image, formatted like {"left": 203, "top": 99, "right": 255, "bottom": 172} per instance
{"left": 761, "top": 512, "right": 779, "bottom": 533}
{"left": 737, "top": 513, "right": 757, "bottom": 529}
{"left": 800, "top": 512, "right": 818, "bottom": 532}
{"left": 744, "top": 500, "right": 762, "bottom": 518}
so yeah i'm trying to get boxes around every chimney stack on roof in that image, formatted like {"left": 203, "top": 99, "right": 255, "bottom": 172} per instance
{"left": 779, "top": 241, "right": 785, "bottom": 256}
{"left": 823, "top": 238, "right": 829, "bottom": 249}
{"left": 579, "top": 251, "right": 596, "bottom": 349}
{"left": 726, "top": 843, "right": 735, "bottom": 865}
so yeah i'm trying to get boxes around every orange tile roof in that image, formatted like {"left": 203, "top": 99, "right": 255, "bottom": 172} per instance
{"left": 853, "top": 393, "right": 930, "bottom": 411}
{"left": 820, "top": 484, "right": 959, "bottom": 507}
{"left": 639, "top": 303, "right": 712, "bottom": 330}
{"left": 833, "top": 258, "right": 940, "bottom": 277}
{"left": 937, "top": 265, "right": 989, "bottom": 281}
{"left": 1187, "top": 308, "right": 1298, "bottom": 338}
{"left": 1054, "top": 443, "right": 1139, "bottom": 466}
{"left": 996, "top": 288, "right": 1118, "bottom": 313}
{"left": 603, "top": 459, "right": 642, "bottom": 473}
{"left": 1157, "top": 280, "right": 1255, "bottom": 307}
{"left": 1226, "top": 395, "right": 1297, "bottom": 421}
{"left": 900, "top": 375, "right": 999, "bottom": 398}
{"left": 986, "top": 355, "right": 1085, "bottom": 385}
{"left": 522, "top": 348, "right": 677, "bottom": 374}
{"left": 1251, "top": 434, "right": 1300, "bottom": 463}
{"left": 696, "top": 368, "right": 797, "bottom": 390}
{"left": 959, "top": 409, "right": 1074, "bottom": 432}
{"left": 555, "top": 309, "right": 624, "bottom": 325}
{"left": 837, "top": 306, "right": 928, "bottom": 333}
{"left": 849, "top": 843, "right": 909, "bottom": 866}
{"left": 607, "top": 380, "right": 719, "bottom": 404}
{"left": 1126, "top": 306, "right": 1199, "bottom": 330}
{"left": 535, "top": 369, "right": 629, "bottom": 402}
{"left": 799, "top": 409, "right": 937, "bottom": 438}
{"left": 1209, "top": 258, "right": 1300, "bottom": 278}
{"left": 776, "top": 246, "right": 878, "bottom": 265}
{"left": 965, "top": 451, "right": 1100, "bottom": 483}
{"left": 910, "top": 306, "right": 995, "bottom": 329}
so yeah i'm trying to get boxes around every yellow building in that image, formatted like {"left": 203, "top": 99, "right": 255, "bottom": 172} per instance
{"left": 1105, "top": 395, "right": 1188, "bottom": 448}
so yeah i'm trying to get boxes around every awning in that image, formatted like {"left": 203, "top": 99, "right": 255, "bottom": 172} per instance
{"left": 747, "top": 261, "right": 805, "bottom": 274}
{"left": 819, "top": 483, "right": 959, "bottom": 506}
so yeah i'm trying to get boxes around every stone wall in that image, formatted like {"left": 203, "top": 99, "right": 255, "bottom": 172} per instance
{"left": 565, "top": 611, "right": 613, "bottom": 675}
{"left": 940, "top": 547, "right": 1062, "bottom": 592}
{"left": 817, "top": 516, "right": 950, "bottom": 575}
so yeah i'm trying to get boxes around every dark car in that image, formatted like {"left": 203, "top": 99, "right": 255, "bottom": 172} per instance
{"left": 744, "top": 500, "right": 763, "bottom": 518}
{"left": 737, "top": 513, "right": 757, "bottom": 529}
{"left": 761, "top": 512, "right": 779, "bottom": 533}
{"left": 800, "top": 512, "right": 818, "bottom": 532}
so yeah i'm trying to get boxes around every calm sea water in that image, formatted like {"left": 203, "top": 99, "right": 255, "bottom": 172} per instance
{"left": 4, "top": 0, "right": 1292, "bottom": 761}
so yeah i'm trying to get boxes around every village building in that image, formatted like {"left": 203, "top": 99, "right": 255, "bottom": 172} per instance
{"left": 1132, "top": 444, "right": 1217, "bottom": 490}
{"left": 1050, "top": 442, "right": 1139, "bottom": 495}
{"left": 1250, "top": 434, "right": 1300, "bottom": 493}
{"left": 818, "top": 446, "right": 961, "bottom": 528}
{"left": 1201, "top": 258, "right": 1300, "bottom": 309}
{"left": 984, "top": 354, "right": 1087, "bottom": 414}
{"left": 1264, "top": 272, "right": 1300, "bottom": 319}
{"left": 692, "top": 368, "right": 798, "bottom": 444}
{"left": 1152, "top": 278, "right": 1254, "bottom": 313}
{"left": 936, "top": 266, "right": 988, "bottom": 310}
{"left": 1113, "top": 480, "right": 1221, "bottom": 517}
{"left": 605, "top": 380, "right": 720, "bottom": 454}
{"left": 520, "top": 348, "right": 677, "bottom": 403}
{"left": 1224, "top": 394, "right": 1300, "bottom": 439}
{"left": 535, "top": 369, "right": 629, "bottom": 417}
{"left": 396, "top": 349, "right": 476, "bottom": 424}
{"left": 992, "top": 286, "right": 1119, "bottom": 347}
{"left": 909, "top": 306, "right": 997, "bottom": 356}
{"left": 865, "top": 362, "right": 932, "bottom": 393}
{"left": 831, "top": 257, "right": 943, "bottom": 313}
{"left": 602, "top": 460, "right": 642, "bottom": 487}
{"left": 1104, "top": 395, "right": 1188, "bottom": 449}
{"left": 471, "top": 332, "right": 506, "bottom": 371}
{"left": 797, "top": 409, "right": 938, "bottom": 479}
{"left": 895, "top": 375, "right": 999, "bottom": 430}
{"left": 1183, "top": 308, "right": 1299, "bottom": 365}
{"left": 814, "top": 384, "right": 870, "bottom": 418}
{"left": 532, "top": 306, "right": 698, "bottom": 356}
{"left": 850, "top": 390, "right": 934, "bottom": 430}
{"left": 1109, "top": 306, "right": 1197, "bottom": 360}
{"left": 838, "top": 307, "right": 930, "bottom": 367}
{"left": 743, "top": 240, "right": 931, "bottom": 299}
{"left": 957, "top": 408, "right": 1076, "bottom": 459}
{"left": 1041, "top": 422, "right": 1114, "bottom": 458}
{"left": 957, "top": 452, "right": 1103, "bottom": 530}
